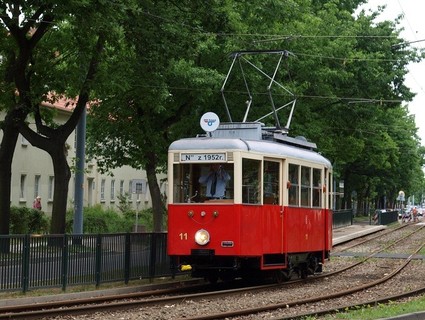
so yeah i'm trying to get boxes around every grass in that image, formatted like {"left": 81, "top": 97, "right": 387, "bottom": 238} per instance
{"left": 0, "top": 279, "right": 142, "bottom": 300}
{"left": 314, "top": 295, "right": 425, "bottom": 319}
{"left": 0, "top": 275, "right": 192, "bottom": 300}
{"left": 353, "top": 215, "right": 370, "bottom": 224}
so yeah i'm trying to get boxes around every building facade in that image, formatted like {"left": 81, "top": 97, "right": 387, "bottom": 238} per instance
{"left": 2, "top": 106, "right": 166, "bottom": 215}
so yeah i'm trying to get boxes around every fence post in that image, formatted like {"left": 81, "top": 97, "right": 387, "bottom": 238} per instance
{"left": 62, "top": 234, "right": 68, "bottom": 291}
{"left": 95, "top": 234, "right": 102, "bottom": 288}
{"left": 124, "top": 233, "right": 131, "bottom": 284}
{"left": 22, "top": 234, "right": 30, "bottom": 293}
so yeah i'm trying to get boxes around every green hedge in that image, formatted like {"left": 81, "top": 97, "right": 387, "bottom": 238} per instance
{"left": 10, "top": 206, "right": 50, "bottom": 234}
{"left": 9, "top": 202, "right": 156, "bottom": 234}
{"left": 65, "top": 204, "right": 155, "bottom": 234}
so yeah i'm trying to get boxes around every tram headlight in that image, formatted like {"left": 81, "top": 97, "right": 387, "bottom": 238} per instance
{"left": 194, "top": 229, "right": 210, "bottom": 246}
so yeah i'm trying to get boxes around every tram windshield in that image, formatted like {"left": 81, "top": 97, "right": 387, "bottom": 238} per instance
{"left": 173, "top": 163, "right": 234, "bottom": 203}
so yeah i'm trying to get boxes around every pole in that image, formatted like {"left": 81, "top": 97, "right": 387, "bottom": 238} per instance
{"left": 135, "top": 199, "right": 139, "bottom": 232}
{"left": 73, "top": 106, "right": 86, "bottom": 234}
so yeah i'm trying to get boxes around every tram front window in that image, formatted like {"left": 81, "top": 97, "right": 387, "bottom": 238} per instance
{"left": 173, "top": 163, "right": 234, "bottom": 203}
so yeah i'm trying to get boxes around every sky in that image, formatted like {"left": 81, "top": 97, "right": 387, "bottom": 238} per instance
{"left": 359, "top": 0, "right": 425, "bottom": 145}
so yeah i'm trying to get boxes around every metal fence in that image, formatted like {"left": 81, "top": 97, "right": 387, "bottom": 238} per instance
{"left": 333, "top": 209, "right": 353, "bottom": 229}
{"left": 372, "top": 210, "right": 399, "bottom": 225}
{"left": 0, "top": 209, "right": 357, "bottom": 293}
{"left": 0, "top": 233, "right": 170, "bottom": 293}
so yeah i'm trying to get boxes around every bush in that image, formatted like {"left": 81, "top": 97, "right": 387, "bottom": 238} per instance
{"left": 117, "top": 193, "right": 158, "bottom": 232}
{"left": 124, "top": 207, "right": 155, "bottom": 231}
{"left": 66, "top": 205, "right": 134, "bottom": 234}
{"left": 10, "top": 206, "right": 50, "bottom": 234}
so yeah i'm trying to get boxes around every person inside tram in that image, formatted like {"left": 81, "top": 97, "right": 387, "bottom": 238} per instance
{"left": 199, "top": 163, "right": 231, "bottom": 199}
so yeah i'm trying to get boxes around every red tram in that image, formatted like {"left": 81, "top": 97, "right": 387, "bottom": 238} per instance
{"left": 167, "top": 121, "right": 333, "bottom": 282}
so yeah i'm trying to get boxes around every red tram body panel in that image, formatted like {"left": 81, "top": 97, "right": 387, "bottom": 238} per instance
{"left": 168, "top": 204, "right": 332, "bottom": 266}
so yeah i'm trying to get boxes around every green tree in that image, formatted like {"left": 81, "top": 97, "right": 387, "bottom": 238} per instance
{"left": 272, "top": 2, "right": 423, "bottom": 212}
{"left": 86, "top": 0, "right": 424, "bottom": 220}
{"left": 0, "top": 2, "right": 53, "bottom": 239}
{"left": 87, "top": 0, "right": 235, "bottom": 231}
{"left": 0, "top": 1, "right": 135, "bottom": 236}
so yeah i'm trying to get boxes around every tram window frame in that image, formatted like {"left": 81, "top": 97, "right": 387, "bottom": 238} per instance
{"left": 288, "top": 164, "right": 299, "bottom": 206}
{"left": 300, "top": 166, "right": 311, "bottom": 207}
{"left": 326, "top": 169, "right": 332, "bottom": 209}
{"left": 263, "top": 160, "right": 280, "bottom": 205}
{"left": 173, "top": 163, "right": 234, "bottom": 203}
{"left": 242, "top": 158, "right": 261, "bottom": 204}
{"left": 312, "top": 168, "right": 322, "bottom": 207}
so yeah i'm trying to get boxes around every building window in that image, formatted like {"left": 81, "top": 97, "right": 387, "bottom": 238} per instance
{"left": 20, "top": 174, "right": 27, "bottom": 199}
{"left": 34, "top": 175, "right": 41, "bottom": 199}
{"left": 120, "top": 180, "right": 124, "bottom": 195}
{"left": 101, "top": 179, "right": 106, "bottom": 201}
{"left": 111, "top": 179, "right": 115, "bottom": 201}
{"left": 48, "top": 176, "right": 54, "bottom": 200}
{"left": 128, "top": 180, "right": 133, "bottom": 202}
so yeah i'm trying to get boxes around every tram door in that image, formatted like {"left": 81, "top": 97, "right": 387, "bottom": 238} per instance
{"left": 263, "top": 160, "right": 280, "bottom": 205}
{"left": 263, "top": 160, "right": 283, "bottom": 252}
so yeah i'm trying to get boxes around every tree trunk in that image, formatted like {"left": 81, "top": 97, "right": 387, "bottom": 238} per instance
{"left": 0, "top": 115, "right": 20, "bottom": 252}
{"left": 145, "top": 154, "right": 164, "bottom": 232}
{"left": 49, "top": 146, "right": 71, "bottom": 235}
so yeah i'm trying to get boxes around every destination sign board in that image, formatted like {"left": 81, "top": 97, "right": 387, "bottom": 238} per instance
{"left": 180, "top": 153, "right": 226, "bottom": 162}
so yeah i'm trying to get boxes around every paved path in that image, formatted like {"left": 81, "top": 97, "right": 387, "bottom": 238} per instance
{"left": 333, "top": 223, "right": 386, "bottom": 246}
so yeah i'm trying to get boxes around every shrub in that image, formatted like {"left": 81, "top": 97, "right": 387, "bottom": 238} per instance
{"left": 124, "top": 207, "right": 154, "bottom": 231}
{"left": 66, "top": 205, "right": 134, "bottom": 234}
{"left": 9, "top": 206, "right": 50, "bottom": 234}
{"left": 117, "top": 193, "right": 158, "bottom": 232}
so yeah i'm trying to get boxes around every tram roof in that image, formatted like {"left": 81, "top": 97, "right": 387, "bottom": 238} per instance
{"left": 169, "top": 137, "right": 332, "bottom": 168}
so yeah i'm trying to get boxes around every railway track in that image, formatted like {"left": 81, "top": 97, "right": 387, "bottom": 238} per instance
{"left": 179, "top": 225, "right": 425, "bottom": 319}
{"left": 332, "top": 222, "right": 409, "bottom": 253}
{"left": 1, "top": 224, "right": 424, "bottom": 319}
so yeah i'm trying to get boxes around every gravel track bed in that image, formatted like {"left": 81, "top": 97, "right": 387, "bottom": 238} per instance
{"left": 236, "top": 259, "right": 425, "bottom": 320}
{"left": 337, "top": 225, "right": 424, "bottom": 254}
{"left": 48, "top": 225, "right": 425, "bottom": 320}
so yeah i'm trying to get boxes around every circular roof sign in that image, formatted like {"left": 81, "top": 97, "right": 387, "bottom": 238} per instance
{"left": 200, "top": 112, "right": 220, "bottom": 132}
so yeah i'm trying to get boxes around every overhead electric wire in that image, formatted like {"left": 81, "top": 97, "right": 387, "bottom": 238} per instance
{"left": 396, "top": 0, "right": 416, "bottom": 40}
{"left": 393, "top": 1, "right": 425, "bottom": 98}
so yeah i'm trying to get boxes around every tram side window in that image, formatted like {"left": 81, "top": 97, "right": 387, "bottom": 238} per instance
{"left": 312, "top": 168, "right": 322, "bottom": 207}
{"left": 242, "top": 158, "right": 261, "bottom": 204}
{"left": 288, "top": 164, "right": 299, "bottom": 206}
{"left": 301, "top": 166, "right": 311, "bottom": 207}
{"left": 263, "top": 161, "right": 279, "bottom": 204}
